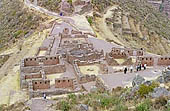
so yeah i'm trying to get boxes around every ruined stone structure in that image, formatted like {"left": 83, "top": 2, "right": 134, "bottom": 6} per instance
{"left": 20, "top": 19, "right": 170, "bottom": 98}
{"left": 105, "top": 47, "right": 144, "bottom": 66}
{"left": 20, "top": 55, "right": 66, "bottom": 89}
{"left": 137, "top": 56, "right": 170, "bottom": 66}
{"left": 158, "top": 57, "right": 170, "bottom": 66}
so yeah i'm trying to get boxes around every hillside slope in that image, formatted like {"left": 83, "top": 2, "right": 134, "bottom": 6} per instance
{"left": 91, "top": 0, "right": 170, "bottom": 55}
{"left": 0, "top": 0, "right": 45, "bottom": 50}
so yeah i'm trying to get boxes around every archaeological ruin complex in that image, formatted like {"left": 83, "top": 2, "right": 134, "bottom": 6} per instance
{"left": 20, "top": 6, "right": 170, "bottom": 98}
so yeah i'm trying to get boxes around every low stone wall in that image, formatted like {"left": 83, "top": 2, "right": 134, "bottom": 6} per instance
{"left": 29, "top": 88, "right": 79, "bottom": 99}
{"left": 76, "top": 60, "right": 101, "bottom": 66}
{"left": 21, "top": 64, "right": 65, "bottom": 74}
{"left": 73, "top": 62, "right": 97, "bottom": 84}
{"left": 122, "top": 57, "right": 133, "bottom": 65}
{"left": 44, "top": 64, "right": 66, "bottom": 74}
{"left": 36, "top": 47, "right": 48, "bottom": 56}
{"left": 110, "top": 47, "right": 144, "bottom": 57}
{"left": 78, "top": 75, "right": 96, "bottom": 84}
{"left": 105, "top": 53, "right": 119, "bottom": 66}
{"left": 25, "top": 73, "right": 42, "bottom": 79}
{"left": 67, "top": 51, "right": 104, "bottom": 64}
{"left": 71, "top": 30, "right": 82, "bottom": 35}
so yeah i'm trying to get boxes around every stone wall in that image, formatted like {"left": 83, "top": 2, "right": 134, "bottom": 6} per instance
{"left": 32, "top": 80, "right": 50, "bottom": 90}
{"left": 25, "top": 73, "right": 42, "bottom": 79}
{"left": 71, "top": 30, "right": 82, "bottom": 35}
{"left": 43, "top": 56, "right": 59, "bottom": 65}
{"left": 36, "top": 47, "right": 48, "bottom": 56}
{"left": 21, "top": 64, "right": 66, "bottom": 74}
{"left": 29, "top": 88, "right": 78, "bottom": 98}
{"left": 78, "top": 75, "right": 96, "bottom": 84}
{"left": 76, "top": 60, "right": 101, "bottom": 66}
{"left": 137, "top": 56, "right": 154, "bottom": 66}
{"left": 24, "top": 58, "right": 39, "bottom": 67}
{"left": 158, "top": 57, "right": 170, "bottom": 66}
{"left": 55, "top": 78, "right": 74, "bottom": 89}
{"left": 105, "top": 53, "right": 119, "bottom": 66}
{"left": 67, "top": 51, "right": 104, "bottom": 64}
{"left": 73, "top": 62, "right": 97, "bottom": 84}
{"left": 23, "top": 56, "right": 60, "bottom": 67}
{"left": 110, "top": 47, "right": 144, "bottom": 57}
{"left": 137, "top": 56, "right": 170, "bottom": 66}
{"left": 44, "top": 64, "right": 66, "bottom": 74}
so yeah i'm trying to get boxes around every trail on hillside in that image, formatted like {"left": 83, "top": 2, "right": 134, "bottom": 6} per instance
{"left": 94, "top": 6, "right": 124, "bottom": 46}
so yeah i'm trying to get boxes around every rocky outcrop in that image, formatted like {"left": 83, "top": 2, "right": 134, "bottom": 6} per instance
{"left": 132, "top": 75, "right": 145, "bottom": 87}
{"left": 78, "top": 104, "right": 89, "bottom": 111}
{"left": 163, "top": 69, "right": 170, "bottom": 83}
{"left": 150, "top": 87, "right": 170, "bottom": 98}
{"left": 156, "top": 68, "right": 170, "bottom": 83}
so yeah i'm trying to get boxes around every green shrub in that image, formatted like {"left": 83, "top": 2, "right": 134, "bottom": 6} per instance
{"left": 100, "top": 97, "right": 111, "bottom": 108}
{"left": 68, "top": 93, "right": 76, "bottom": 104}
{"left": 136, "top": 99, "right": 151, "bottom": 111}
{"left": 115, "top": 104, "right": 128, "bottom": 111}
{"left": 138, "top": 82, "right": 158, "bottom": 97}
{"left": 87, "top": 16, "right": 93, "bottom": 25}
{"left": 0, "top": 105, "right": 5, "bottom": 111}
{"left": 59, "top": 101, "right": 70, "bottom": 111}
{"left": 99, "top": 95, "right": 120, "bottom": 108}
{"left": 138, "top": 84, "right": 153, "bottom": 97}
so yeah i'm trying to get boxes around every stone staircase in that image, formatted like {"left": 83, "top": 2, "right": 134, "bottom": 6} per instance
{"left": 73, "top": 79, "right": 80, "bottom": 91}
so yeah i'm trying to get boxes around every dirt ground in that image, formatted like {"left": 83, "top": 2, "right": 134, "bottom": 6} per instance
{"left": 93, "top": 6, "right": 124, "bottom": 46}
{"left": 0, "top": 28, "right": 49, "bottom": 105}
{"left": 79, "top": 65, "right": 100, "bottom": 75}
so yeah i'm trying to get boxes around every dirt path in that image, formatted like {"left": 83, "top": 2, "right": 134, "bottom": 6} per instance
{"left": 94, "top": 6, "right": 124, "bottom": 46}
{"left": 27, "top": 99, "right": 56, "bottom": 111}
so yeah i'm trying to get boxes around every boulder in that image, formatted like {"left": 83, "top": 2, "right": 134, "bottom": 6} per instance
{"left": 163, "top": 69, "right": 170, "bottom": 83}
{"left": 150, "top": 87, "right": 170, "bottom": 98}
{"left": 90, "top": 86, "right": 97, "bottom": 93}
{"left": 79, "top": 104, "right": 89, "bottom": 111}
{"left": 156, "top": 76, "right": 164, "bottom": 83}
{"left": 143, "top": 80, "right": 152, "bottom": 86}
{"left": 132, "top": 75, "right": 145, "bottom": 87}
